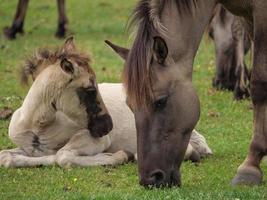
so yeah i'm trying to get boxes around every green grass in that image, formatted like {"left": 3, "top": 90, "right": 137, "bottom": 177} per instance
{"left": 0, "top": 0, "right": 266, "bottom": 199}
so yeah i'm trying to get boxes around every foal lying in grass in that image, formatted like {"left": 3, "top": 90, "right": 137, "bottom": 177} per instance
{"left": 0, "top": 38, "right": 212, "bottom": 168}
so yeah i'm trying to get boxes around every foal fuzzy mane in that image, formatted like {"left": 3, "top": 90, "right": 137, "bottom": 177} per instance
{"left": 124, "top": 0, "right": 197, "bottom": 109}
{"left": 21, "top": 46, "right": 92, "bottom": 84}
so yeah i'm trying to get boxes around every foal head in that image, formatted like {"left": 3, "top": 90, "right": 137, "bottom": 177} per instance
{"left": 107, "top": 0, "right": 217, "bottom": 187}
{"left": 21, "top": 37, "right": 113, "bottom": 138}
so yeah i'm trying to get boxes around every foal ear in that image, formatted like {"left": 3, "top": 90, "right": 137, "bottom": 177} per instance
{"left": 105, "top": 40, "right": 129, "bottom": 60}
{"left": 62, "top": 36, "right": 76, "bottom": 52}
{"left": 60, "top": 58, "right": 74, "bottom": 74}
{"left": 153, "top": 36, "right": 168, "bottom": 64}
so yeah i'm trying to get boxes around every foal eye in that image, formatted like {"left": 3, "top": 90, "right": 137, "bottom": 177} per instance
{"left": 154, "top": 96, "right": 168, "bottom": 111}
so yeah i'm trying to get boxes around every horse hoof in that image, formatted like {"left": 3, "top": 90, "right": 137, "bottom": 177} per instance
{"left": 56, "top": 151, "right": 75, "bottom": 168}
{"left": 123, "top": 150, "right": 135, "bottom": 162}
{"left": 3, "top": 27, "right": 16, "bottom": 40}
{"left": 188, "top": 150, "right": 201, "bottom": 163}
{"left": 55, "top": 31, "right": 66, "bottom": 39}
{"left": 231, "top": 167, "right": 262, "bottom": 186}
{"left": 55, "top": 22, "right": 67, "bottom": 39}
{"left": 0, "top": 151, "right": 14, "bottom": 167}
{"left": 233, "top": 89, "right": 250, "bottom": 101}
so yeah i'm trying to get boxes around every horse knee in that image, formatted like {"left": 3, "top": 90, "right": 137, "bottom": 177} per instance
{"left": 8, "top": 130, "right": 26, "bottom": 147}
{"left": 56, "top": 150, "right": 75, "bottom": 168}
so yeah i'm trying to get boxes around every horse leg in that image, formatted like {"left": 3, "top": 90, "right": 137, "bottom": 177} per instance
{"left": 55, "top": 0, "right": 68, "bottom": 38}
{"left": 232, "top": 18, "right": 250, "bottom": 100}
{"left": 232, "top": 2, "right": 267, "bottom": 185}
{"left": 56, "top": 130, "right": 133, "bottom": 168}
{"left": 0, "top": 148, "right": 56, "bottom": 167}
{"left": 3, "top": 0, "right": 29, "bottom": 40}
{"left": 9, "top": 129, "right": 55, "bottom": 156}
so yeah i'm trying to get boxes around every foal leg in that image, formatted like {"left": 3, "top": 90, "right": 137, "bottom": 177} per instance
{"left": 3, "top": 0, "right": 29, "bottom": 40}
{"left": 1, "top": 129, "right": 57, "bottom": 167}
{"left": 56, "top": 130, "right": 133, "bottom": 168}
{"left": 55, "top": 0, "right": 68, "bottom": 38}
{"left": 232, "top": 2, "right": 267, "bottom": 185}
{"left": 0, "top": 148, "right": 56, "bottom": 167}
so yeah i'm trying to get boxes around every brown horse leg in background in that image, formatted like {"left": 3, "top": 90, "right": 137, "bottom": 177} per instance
{"left": 55, "top": 0, "right": 68, "bottom": 38}
{"left": 3, "top": 0, "right": 67, "bottom": 40}
{"left": 3, "top": 0, "right": 29, "bottom": 39}
{"left": 209, "top": 6, "right": 251, "bottom": 100}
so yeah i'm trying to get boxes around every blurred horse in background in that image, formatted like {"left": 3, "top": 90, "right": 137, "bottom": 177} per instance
{"left": 208, "top": 5, "right": 251, "bottom": 100}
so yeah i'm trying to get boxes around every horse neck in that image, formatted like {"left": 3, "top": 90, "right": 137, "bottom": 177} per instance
{"left": 161, "top": 0, "right": 217, "bottom": 78}
{"left": 21, "top": 70, "right": 63, "bottom": 121}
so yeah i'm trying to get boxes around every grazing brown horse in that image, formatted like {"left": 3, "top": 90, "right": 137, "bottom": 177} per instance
{"left": 209, "top": 5, "right": 251, "bottom": 100}
{"left": 107, "top": 0, "right": 267, "bottom": 187}
{"left": 3, "top": 0, "right": 67, "bottom": 39}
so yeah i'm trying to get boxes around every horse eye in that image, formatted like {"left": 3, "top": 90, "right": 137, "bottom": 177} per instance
{"left": 154, "top": 96, "right": 168, "bottom": 111}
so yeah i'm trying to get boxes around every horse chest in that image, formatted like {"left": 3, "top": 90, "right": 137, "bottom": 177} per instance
{"left": 36, "top": 112, "right": 83, "bottom": 148}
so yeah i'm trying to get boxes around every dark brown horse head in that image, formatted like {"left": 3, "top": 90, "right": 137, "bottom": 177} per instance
{"left": 106, "top": 0, "right": 217, "bottom": 187}
{"left": 106, "top": 37, "right": 200, "bottom": 187}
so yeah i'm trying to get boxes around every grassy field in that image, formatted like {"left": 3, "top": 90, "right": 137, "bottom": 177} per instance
{"left": 0, "top": 0, "right": 267, "bottom": 199}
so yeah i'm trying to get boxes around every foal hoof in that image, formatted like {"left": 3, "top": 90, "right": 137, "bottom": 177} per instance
{"left": 0, "top": 151, "right": 14, "bottom": 167}
{"left": 231, "top": 167, "right": 262, "bottom": 186}
{"left": 188, "top": 150, "right": 201, "bottom": 163}
{"left": 124, "top": 150, "right": 135, "bottom": 162}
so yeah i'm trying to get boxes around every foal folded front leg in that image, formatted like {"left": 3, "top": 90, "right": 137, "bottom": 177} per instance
{"left": 56, "top": 130, "right": 133, "bottom": 168}
{"left": 0, "top": 148, "right": 56, "bottom": 167}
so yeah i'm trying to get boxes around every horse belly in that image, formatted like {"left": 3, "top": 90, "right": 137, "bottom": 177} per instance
{"left": 220, "top": 0, "right": 253, "bottom": 18}
{"left": 99, "top": 83, "right": 137, "bottom": 154}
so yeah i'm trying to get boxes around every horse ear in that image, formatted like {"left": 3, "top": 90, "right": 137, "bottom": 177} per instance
{"left": 105, "top": 40, "right": 129, "bottom": 60}
{"left": 62, "top": 36, "right": 76, "bottom": 52}
{"left": 153, "top": 36, "right": 168, "bottom": 64}
{"left": 60, "top": 58, "right": 74, "bottom": 74}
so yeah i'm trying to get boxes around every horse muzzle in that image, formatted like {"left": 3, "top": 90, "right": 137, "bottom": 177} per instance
{"left": 89, "top": 114, "right": 113, "bottom": 137}
{"left": 139, "top": 169, "right": 181, "bottom": 188}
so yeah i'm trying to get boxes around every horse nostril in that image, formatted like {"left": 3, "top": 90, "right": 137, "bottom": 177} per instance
{"left": 140, "top": 169, "right": 181, "bottom": 188}
{"left": 149, "top": 169, "right": 166, "bottom": 185}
